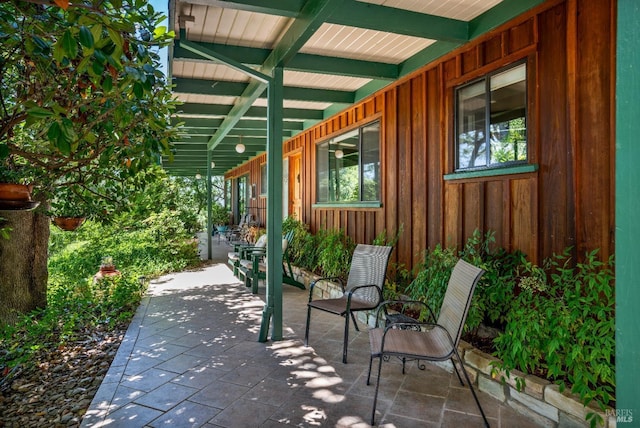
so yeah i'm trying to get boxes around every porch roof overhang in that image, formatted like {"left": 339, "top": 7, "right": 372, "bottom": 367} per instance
{"left": 165, "top": 0, "right": 546, "bottom": 178}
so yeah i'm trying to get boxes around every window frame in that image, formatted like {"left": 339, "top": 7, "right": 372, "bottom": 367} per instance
{"left": 259, "top": 163, "right": 267, "bottom": 196}
{"left": 314, "top": 119, "right": 381, "bottom": 206}
{"left": 454, "top": 60, "right": 529, "bottom": 173}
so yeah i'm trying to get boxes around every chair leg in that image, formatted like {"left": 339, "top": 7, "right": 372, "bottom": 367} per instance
{"left": 366, "top": 353, "right": 377, "bottom": 385}
{"left": 342, "top": 312, "right": 350, "bottom": 363}
{"left": 251, "top": 272, "right": 259, "bottom": 294}
{"left": 304, "top": 306, "right": 312, "bottom": 347}
{"left": 350, "top": 311, "right": 360, "bottom": 331}
{"left": 371, "top": 351, "right": 384, "bottom": 425}
{"left": 244, "top": 273, "right": 251, "bottom": 289}
{"left": 451, "top": 357, "right": 464, "bottom": 386}
{"left": 454, "top": 348, "right": 490, "bottom": 428}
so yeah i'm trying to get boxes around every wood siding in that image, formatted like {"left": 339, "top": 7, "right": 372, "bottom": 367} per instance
{"left": 226, "top": 0, "right": 615, "bottom": 272}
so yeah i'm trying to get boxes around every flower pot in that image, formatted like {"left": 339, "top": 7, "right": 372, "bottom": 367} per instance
{"left": 0, "top": 183, "right": 33, "bottom": 201}
{"left": 0, "top": 183, "right": 40, "bottom": 210}
{"left": 52, "top": 216, "right": 85, "bottom": 231}
{"left": 94, "top": 264, "right": 121, "bottom": 281}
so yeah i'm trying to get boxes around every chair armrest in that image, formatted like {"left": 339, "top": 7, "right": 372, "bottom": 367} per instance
{"left": 374, "top": 300, "right": 436, "bottom": 328}
{"left": 346, "top": 284, "right": 383, "bottom": 306}
{"left": 239, "top": 246, "right": 266, "bottom": 258}
{"left": 308, "top": 276, "right": 344, "bottom": 302}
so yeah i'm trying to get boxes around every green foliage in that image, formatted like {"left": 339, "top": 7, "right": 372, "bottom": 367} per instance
{"left": 315, "top": 229, "right": 355, "bottom": 279}
{"left": 459, "top": 230, "right": 525, "bottom": 330}
{"left": 405, "top": 244, "right": 458, "bottom": 320}
{"left": 211, "top": 203, "right": 231, "bottom": 226}
{"left": 1, "top": 201, "right": 200, "bottom": 371}
{"left": 0, "top": 0, "right": 179, "bottom": 203}
{"left": 282, "top": 216, "right": 319, "bottom": 271}
{"left": 0, "top": 217, "right": 11, "bottom": 240}
{"left": 493, "top": 249, "right": 615, "bottom": 423}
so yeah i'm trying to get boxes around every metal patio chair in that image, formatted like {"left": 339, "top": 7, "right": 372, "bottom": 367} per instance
{"left": 367, "top": 258, "right": 489, "bottom": 427}
{"left": 304, "top": 244, "right": 393, "bottom": 364}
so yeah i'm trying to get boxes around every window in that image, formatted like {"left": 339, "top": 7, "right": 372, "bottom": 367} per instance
{"left": 236, "top": 174, "right": 249, "bottom": 218}
{"left": 260, "top": 163, "right": 267, "bottom": 196}
{"left": 456, "top": 62, "right": 527, "bottom": 171}
{"left": 316, "top": 121, "right": 380, "bottom": 203}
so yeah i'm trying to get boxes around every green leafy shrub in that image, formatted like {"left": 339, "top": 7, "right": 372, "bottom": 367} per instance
{"left": 404, "top": 244, "right": 458, "bottom": 320}
{"left": 493, "top": 249, "right": 615, "bottom": 425}
{"left": 315, "top": 228, "right": 355, "bottom": 280}
{"left": 459, "top": 230, "right": 526, "bottom": 330}
{"left": 283, "top": 216, "right": 319, "bottom": 271}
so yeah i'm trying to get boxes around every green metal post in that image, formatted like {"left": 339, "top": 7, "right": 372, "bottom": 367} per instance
{"left": 616, "top": 0, "right": 640, "bottom": 418}
{"left": 259, "top": 67, "right": 284, "bottom": 342}
{"left": 206, "top": 149, "right": 213, "bottom": 260}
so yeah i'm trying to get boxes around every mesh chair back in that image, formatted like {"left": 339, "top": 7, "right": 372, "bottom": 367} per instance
{"left": 255, "top": 234, "right": 267, "bottom": 248}
{"left": 436, "top": 259, "right": 484, "bottom": 346}
{"left": 346, "top": 244, "right": 393, "bottom": 305}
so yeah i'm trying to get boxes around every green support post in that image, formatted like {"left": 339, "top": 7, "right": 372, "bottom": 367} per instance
{"left": 615, "top": 0, "right": 640, "bottom": 418}
{"left": 206, "top": 149, "right": 213, "bottom": 260}
{"left": 259, "top": 67, "right": 284, "bottom": 342}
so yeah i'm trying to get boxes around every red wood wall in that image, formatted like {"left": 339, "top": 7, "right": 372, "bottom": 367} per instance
{"left": 226, "top": 0, "right": 615, "bottom": 272}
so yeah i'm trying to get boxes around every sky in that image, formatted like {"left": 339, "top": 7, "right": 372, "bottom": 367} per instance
{"left": 150, "top": 0, "right": 169, "bottom": 75}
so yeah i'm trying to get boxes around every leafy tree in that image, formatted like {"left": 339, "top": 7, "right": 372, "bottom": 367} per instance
{"left": 0, "top": 0, "right": 178, "bottom": 324}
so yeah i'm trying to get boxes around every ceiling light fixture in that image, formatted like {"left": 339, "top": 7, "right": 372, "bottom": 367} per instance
{"left": 334, "top": 149, "right": 344, "bottom": 159}
{"left": 211, "top": 161, "right": 216, "bottom": 168}
{"left": 235, "top": 135, "right": 246, "bottom": 153}
{"left": 195, "top": 172, "right": 202, "bottom": 180}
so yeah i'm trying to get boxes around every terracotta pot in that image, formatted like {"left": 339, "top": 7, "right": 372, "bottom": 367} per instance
{"left": 94, "top": 265, "right": 121, "bottom": 281}
{"left": 100, "top": 265, "right": 117, "bottom": 273}
{"left": 0, "top": 183, "right": 32, "bottom": 201}
{"left": 52, "top": 216, "right": 85, "bottom": 231}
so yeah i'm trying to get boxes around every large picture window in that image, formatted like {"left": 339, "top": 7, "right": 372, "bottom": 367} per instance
{"left": 316, "top": 121, "right": 380, "bottom": 203}
{"left": 456, "top": 62, "right": 527, "bottom": 171}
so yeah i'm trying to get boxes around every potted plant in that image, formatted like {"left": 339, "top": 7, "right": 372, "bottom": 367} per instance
{"left": 49, "top": 186, "right": 91, "bottom": 231}
{"left": 94, "top": 256, "right": 120, "bottom": 280}
{"left": 211, "top": 204, "right": 231, "bottom": 231}
{"left": 0, "top": 156, "right": 39, "bottom": 210}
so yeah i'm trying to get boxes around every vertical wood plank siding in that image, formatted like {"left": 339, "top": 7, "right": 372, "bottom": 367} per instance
{"left": 226, "top": 0, "right": 615, "bottom": 272}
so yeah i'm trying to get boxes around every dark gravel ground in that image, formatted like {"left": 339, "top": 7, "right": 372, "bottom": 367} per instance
{"left": 0, "top": 325, "right": 126, "bottom": 427}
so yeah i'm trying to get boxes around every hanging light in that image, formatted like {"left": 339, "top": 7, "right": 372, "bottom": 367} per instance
{"left": 211, "top": 161, "right": 216, "bottom": 168}
{"left": 195, "top": 172, "right": 202, "bottom": 180}
{"left": 334, "top": 149, "right": 344, "bottom": 159}
{"left": 235, "top": 135, "right": 245, "bottom": 153}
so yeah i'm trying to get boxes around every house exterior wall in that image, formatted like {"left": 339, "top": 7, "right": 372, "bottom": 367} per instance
{"left": 227, "top": 0, "right": 615, "bottom": 272}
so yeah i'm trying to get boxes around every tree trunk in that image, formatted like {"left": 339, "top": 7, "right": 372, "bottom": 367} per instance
{"left": 0, "top": 206, "right": 49, "bottom": 325}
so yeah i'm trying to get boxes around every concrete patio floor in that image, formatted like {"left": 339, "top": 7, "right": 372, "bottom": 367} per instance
{"left": 81, "top": 238, "right": 542, "bottom": 427}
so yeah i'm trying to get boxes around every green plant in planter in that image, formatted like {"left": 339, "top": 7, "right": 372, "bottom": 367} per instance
{"left": 492, "top": 248, "right": 615, "bottom": 427}
{"left": 0, "top": 153, "right": 39, "bottom": 185}
{"left": 315, "top": 228, "right": 355, "bottom": 280}
{"left": 48, "top": 186, "right": 97, "bottom": 218}
{"left": 211, "top": 204, "right": 231, "bottom": 227}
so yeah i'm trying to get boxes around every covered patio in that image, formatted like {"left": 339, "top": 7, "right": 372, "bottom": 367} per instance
{"left": 160, "top": 0, "right": 639, "bottom": 421}
{"left": 81, "top": 240, "right": 539, "bottom": 427}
